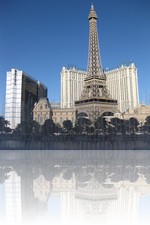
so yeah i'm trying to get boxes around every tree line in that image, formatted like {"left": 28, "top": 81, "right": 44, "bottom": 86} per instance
{"left": 1, "top": 115, "right": 150, "bottom": 139}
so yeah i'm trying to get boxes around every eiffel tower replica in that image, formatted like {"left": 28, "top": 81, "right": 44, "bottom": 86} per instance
{"left": 75, "top": 4, "right": 118, "bottom": 122}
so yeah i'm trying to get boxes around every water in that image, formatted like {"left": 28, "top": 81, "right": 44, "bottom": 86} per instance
{"left": 0, "top": 149, "right": 150, "bottom": 225}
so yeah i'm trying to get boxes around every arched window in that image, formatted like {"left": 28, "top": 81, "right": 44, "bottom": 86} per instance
{"left": 78, "top": 112, "right": 88, "bottom": 118}
{"left": 102, "top": 112, "right": 114, "bottom": 117}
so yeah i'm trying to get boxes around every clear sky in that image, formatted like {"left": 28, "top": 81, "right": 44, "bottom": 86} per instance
{"left": 0, "top": 0, "right": 150, "bottom": 115}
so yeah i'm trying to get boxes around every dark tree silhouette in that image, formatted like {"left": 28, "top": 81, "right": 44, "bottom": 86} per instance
{"left": 145, "top": 116, "right": 150, "bottom": 125}
{"left": 110, "top": 117, "right": 121, "bottom": 133}
{"left": 54, "top": 123, "right": 63, "bottom": 134}
{"left": 14, "top": 120, "right": 41, "bottom": 139}
{"left": 41, "top": 119, "right": 56, "bottom": 136}
{"left": 14, "top": 121, "right": 30, "bottom": 136}
{"left": 95, "top": 116, "right": 107, "bottom": 134}
{"left": 63, "top": 120, "right": 73, "bottom": 133}
{"left": 75, "top": 117, "right": 92, "bottom": 134}
{"left": 129, "top": 117, "right": 139, "bottom": 134}
{"left": 0, "top": 116, "right": 11, "bottom": 134}
{"left": 30, "top": 120, "right": 41, "bottom": 137}
{"left": 142, "top": 116, "right": 150, "bottom": 133}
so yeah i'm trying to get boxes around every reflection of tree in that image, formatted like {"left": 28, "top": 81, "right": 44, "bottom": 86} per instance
{"left": 0, "top": 167, "right": 12, "bottom": 183}
{"left": 77, "top": 173, "right": 92, "bottom": 183}
{"left": 63, "top": 169, "right": 73, "bottom": 180}
{"left": 1, "top": 150, "right": 150, "bottom": 225}
{"left": 144, "top": 167, "right": 150, "bottom": 184}
{"left": 94, "top": 170, "right": 107, "bottom": 183}
{"left": 1, "top": 150, "right": 150, "bottom": 186}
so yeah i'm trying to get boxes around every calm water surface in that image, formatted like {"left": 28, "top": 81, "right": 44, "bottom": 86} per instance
{"left": 0, "top": 150, "right": 150, "bottom": 225}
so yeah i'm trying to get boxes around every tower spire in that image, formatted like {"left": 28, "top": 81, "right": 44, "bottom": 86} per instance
{"left": 89, "top": 3, "right": 97, "bottom": 20}
{"left": 87, "top": 3, "right": 103, "bottom": 79}
{"left": 75, "top": 5, "right": 118, "bottom": 122}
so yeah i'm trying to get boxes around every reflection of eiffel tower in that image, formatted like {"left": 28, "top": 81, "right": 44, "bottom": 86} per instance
{"left": 75, "top": 177, "right": 118, "bottom": 225}
{"left": 75, "top": 4, "right": 118, "bottom": 121}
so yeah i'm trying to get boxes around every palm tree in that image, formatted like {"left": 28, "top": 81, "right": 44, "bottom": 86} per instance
{"left": 0, "top": 116, "right": 10, "bottom": 134}
{"left": 145, "top": 116, "right": 150, "bottom": 124}
{"left": 75, "top": 117, "right": 92, "bottom": 134}
{"left": 129, "top": 117, "right": 139, "bottom": 134}
{"left": 63, "top": 120, "right": 73, "bottom": 134}
{"left": 29, "top": 120, "right": 41, "bottom": 138}
{"left": 41, "top": 119, "right": 56, "bottom": 136}
{"left": 110, "top": 117, "right": 125, "bottom": 134}
{"left": 14, "top": 121, "right": 30, "bottom": 137}
{"left": 142, "top": 116, "right": 150, "bottom": 133}
{"left": 55, "top": 123, "right": 63, "bottom": 134}
{"left": 95, "top": 116, "right": 107, "bottom": 134}
{"left": 4, "top": 126, "right": 12, "bottom": 134}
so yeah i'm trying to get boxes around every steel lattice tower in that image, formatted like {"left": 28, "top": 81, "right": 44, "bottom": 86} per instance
{"left": 75, "top": 4, "right": 118, "bottom": 122}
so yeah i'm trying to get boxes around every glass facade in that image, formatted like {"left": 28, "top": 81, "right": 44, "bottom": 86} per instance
{"left": 5, "top": 69, "right": 47, "bottom": 129}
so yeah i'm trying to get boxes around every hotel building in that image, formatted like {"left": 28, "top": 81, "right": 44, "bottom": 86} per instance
{"left": 33, "top": 97, "right": 53, "bottom": 125}
{"left": 60, "top": 63, "right": 139, "bottom": 113}
{"left": 5, "top": 68, "right": 47, "bottom": 129}
{"left": 106, "top": 63, "right": 139, "bottom": 113}
{"left": 60, "top": 67, "right": 87, "bottom": 108}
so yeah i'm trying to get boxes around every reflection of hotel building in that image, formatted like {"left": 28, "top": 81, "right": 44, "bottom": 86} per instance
{"left": 33, "top": 175, "right": 51, "bottom": 202}
{"left": 5, "top": 68, "right": 47, "bottom": 129}
{"left": 2, "top": 149, "right": 150, "bottom": 225}
{"left": 48, "top": 172, "right": 150, "bottom": 225}
{"left": 53, "top": 175, "right": 150, "bottom": 225}
{"left": 60, "top": 64, "right": 139, "bottom": 113}
{"left": 52, "top": 173, "right": 77, "bottom": 225}
{"left": 3, "top": 170, "right": 142, "bottom": 225}
{"left": 4, "top": 171, "right": 22, "bottom": 225}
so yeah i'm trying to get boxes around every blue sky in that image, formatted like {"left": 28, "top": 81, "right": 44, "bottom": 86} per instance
{"left": 0, "top": 0, "right": 150, "bottom": 115}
